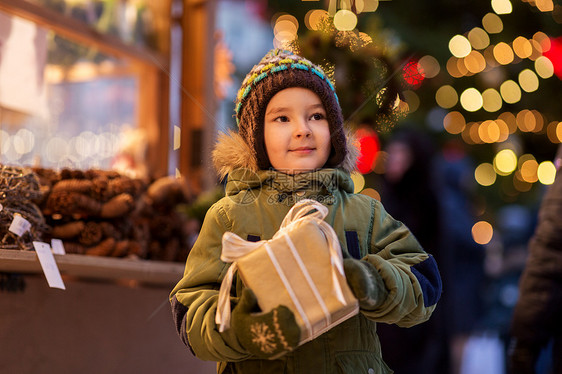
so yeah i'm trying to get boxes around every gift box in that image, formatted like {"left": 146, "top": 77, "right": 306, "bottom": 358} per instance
{"left": 216, "top": 199, "right": 359, "bottom": 346}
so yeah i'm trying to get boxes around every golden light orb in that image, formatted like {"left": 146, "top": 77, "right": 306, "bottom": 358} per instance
{"left": 418, "top": 55, "right": 440, "bottom": 78}
{"left": 482, "top": 88, "right": 503, "bottom": 112}
{"left": 513, "top": 36, "right": 533, "bottom": 59}
{"left": 492, "top": 0, "right": 513, "bottom": 14}
{"left": 520, "top": 159, "right": 539, "bottom": 183}
{"left": 482, "top": 13, "right": 504, "bottom": 34}
{"left": 464, "top": 50, "right": 487, "bottom": 73}
{"left": 500, "top": 80, "right": 522, "bottom": 104}
{"left": 351, "top": 171, "right": 366, "bottom": 193}
{"left": 475, "top": 163, "right": 497, "bottom": 186}
{"left": 449, "top": 35, "right": 472, "bottom": 58}
{"left": 518, "top": 69, "right": 539, "bottom": 92}
{"left": 443, "top": 111, "right": 466, "bottom": 134}
{"left": 333, "top": 9, "right": 357, "bottom": 31}
{"left": 537, "top": 161, "right": 556, "bottom": 184}
{"left": 468, "top": 27, "right": 490, "bottom": 50}
{"left": 493, "top": 42, "right": 515, "bottom": 65}
{"left": 535, "top": 56, "right": 555, "bottom": 78}
{"left": 494, "top": 148, "right": 518, "bottom": 175}
{"left": 472, "top": 221, "right": 494, "bottom": 245}
{"left": 460, "top": 88, "right": 483, "bottom": 112}
{"left": 436, "top": 85, "right": 458, "bottom": 109}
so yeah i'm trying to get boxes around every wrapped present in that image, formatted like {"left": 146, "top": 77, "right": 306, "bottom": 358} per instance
{"left": 216, "top": 199, "right": 359, "bottom": 346}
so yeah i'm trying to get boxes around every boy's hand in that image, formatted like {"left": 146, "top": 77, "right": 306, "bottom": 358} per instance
{"left": 343, "top": 258, "right": 388, "bottom": 310}
{"left": 231, "top": 288, "right": 300, "bottom": 359}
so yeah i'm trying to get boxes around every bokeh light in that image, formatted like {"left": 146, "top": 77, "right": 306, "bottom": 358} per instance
{"left": 498, "top": 112, "right": 518, "bottom": 133}
{"left": 493, "top": 42, "right": 515, "bottom": 65}
{"left": 479, "top": 120, "right": 501, "bottom": 143}
{"left": 305, "top": 9, "right": 329, "bottom": 30}
{"left": 516, "top": 110, "right": 539, "bottom": 132}
{"left": 418, "top": 55, "right": 440, "bottom": 78}
{"left": 0, "top": 130, "right": 9, "bottom": 155}
{"left": 534, "top": 32, "right": 551, "bottom": 51}
{"left": 538, "top": 161, "right": 556, "bottom": 184}
{"left": 475, "top": 162, "right": 497, "bottom": 186}
{"left": 45, "top": 137, "right": 69, "bottom": 164}
{"left": 436, "top": 85, "right": 458, "bottom": 109}
{"left": 518, "top": 69, "right": 539, "bottom": 92}
{"left": 482, "top": 88, "right": 503, "bottom": 112}
{"left": 472, "top": 221, "right": 494, "bottom": 245}
{"left": 460, "top": 88, "right": 483, "bottom": 112}
{"left": 360, "top": 188, "right": 381, "bottom": 200}
{"left": 449, "top": 35, "right": 472, "bottom": 58}
{"left": 273, "top": 14, "right": 298, "bottom": 47}
{"left": 492, "top": 0, "right": 513, "bottom": 14}
{"left": 536, "top": 0, "right": 554, "bottom": 12}
{"left": 513, "top": 36, "right": 533, "bottom": 58}
{"left": 355, "top": 128, "right": 380, "bottom": 174}
{"left": 546, "top": 121, "right": 562, "bottom": 143}
{"left": 443, "top": 111, "right": 466, "bottom": 134}
{"left": 494, "top": 148, "right": 518, "bottom": 175}
{"left": 403, "top": 90, "right": 420, "bottom": 112}
{"left": 403, "top": 59, "right": 425, "bottom": 88}
{"left": 13, "top": 128, "right": 35, "bottom": 155}
{"left": 482, "top": 13, "right": 503, "bottom": 34}
{"left": 500, "top": 80, "right": 522, "bottom": 104}
{"left": 535, "top": 56, "right": 555, "bottom": 78}
{"left": 464, "top": 50, "right": 487, "bottom": 73}
{"left": 520, "top": 158, "right": 539, "bottom": 183}
{"left": 351, "top": 171, "right": 366, "bottom": 193}
{"left": 333, "top": 9, "right": 357, "bottom": 31}
{"left": 468, "top": 27, "right": 490, "bottom": 50}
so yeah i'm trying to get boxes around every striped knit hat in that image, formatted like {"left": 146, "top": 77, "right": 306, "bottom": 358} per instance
{"left": 235, "top": 49, "right": 347, "bottom": 170}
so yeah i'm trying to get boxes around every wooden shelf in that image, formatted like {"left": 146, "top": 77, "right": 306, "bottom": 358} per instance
{"left": 0, "top": 249, "right": 185, "bottom": 287}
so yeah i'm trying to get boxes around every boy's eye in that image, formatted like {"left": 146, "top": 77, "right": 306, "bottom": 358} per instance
{"left": 310, "top": 113, "right": 325, "bottom": 121}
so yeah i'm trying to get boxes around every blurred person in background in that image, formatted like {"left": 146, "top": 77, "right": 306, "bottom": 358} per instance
{"left": 508, "top": 143, "right": 562, "bottom": 374}
{"left": 435, "top": 140, "right": 487, "bottom": 374}
{"left": 376, "top": 127, "right": 450, "bottom": 374}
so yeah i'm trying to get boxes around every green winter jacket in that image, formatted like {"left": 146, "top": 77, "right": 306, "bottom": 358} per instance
{"left": 170, "top": 132, "right": 442, "bottom": 374}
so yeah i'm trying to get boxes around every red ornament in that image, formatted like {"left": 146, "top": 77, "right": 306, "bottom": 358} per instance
{"left": 355, "top": 128, "right": 380, "bottom": 174}
{"left": 543, "top": 36, "right": 562, "bottom": 80}
{"left": 402, "top": 59, "right": 425, "bottom": 88}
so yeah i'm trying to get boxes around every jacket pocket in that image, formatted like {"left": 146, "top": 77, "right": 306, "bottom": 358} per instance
{"left": 335, "top": 351, "right": 393, "bottom": 374}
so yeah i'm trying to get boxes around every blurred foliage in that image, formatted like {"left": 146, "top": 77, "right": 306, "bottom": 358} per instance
{"left": 266, "top": 0, "right": 562, "bottom": 219}
{"left": 289, "top": 19, "right": 408, "bottom": 132}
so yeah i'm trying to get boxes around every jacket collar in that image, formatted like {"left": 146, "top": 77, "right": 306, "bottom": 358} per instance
{"left": 212, "top": 129, "right": 359, "bottom": 180}
{"left": 224, "top": 168, "right": 354, "bottom": 196}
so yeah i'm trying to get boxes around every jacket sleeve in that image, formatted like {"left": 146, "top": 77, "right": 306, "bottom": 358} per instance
{"left": 359, "top": 198, "right": 442, "bottom": 327}
{"left": 169, "top": 202, "right": 250, "bottom": 362}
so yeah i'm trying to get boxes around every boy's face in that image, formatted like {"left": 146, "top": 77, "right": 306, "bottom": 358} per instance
{"left": 264, "top": 87, "right": 331, "bottom": 174}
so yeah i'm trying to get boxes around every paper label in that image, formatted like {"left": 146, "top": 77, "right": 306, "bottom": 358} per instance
{"left": 51, "top": 239, "right": 66, "bottom": 255}
{"left": 33, "top": 241, "right": 66, "bottom": 290}
{"left": 9, "top": 214, "right": 31, "bottom": 236}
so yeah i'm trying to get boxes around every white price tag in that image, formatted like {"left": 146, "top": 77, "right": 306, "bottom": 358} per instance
{"left": 51, "top": 239, "right": 66, "bottom": 255}
{"left": 9, "top": 213, "right": 31, "bottom": 236}
{"left": 33, "top": 241, "right": 66, "bottom": 290}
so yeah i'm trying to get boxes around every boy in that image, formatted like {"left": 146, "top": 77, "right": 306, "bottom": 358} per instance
{"left": 170, "top": 49, "right": 442, "bottom": 373}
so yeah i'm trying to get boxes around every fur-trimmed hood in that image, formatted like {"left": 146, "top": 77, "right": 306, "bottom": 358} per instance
{"left": 212, "top": 129, "right": 359, "bottom": 179}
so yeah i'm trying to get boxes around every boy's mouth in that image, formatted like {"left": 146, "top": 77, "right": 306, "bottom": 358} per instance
{"left": 290, "top": 147, "right": 315, "bottom": 154}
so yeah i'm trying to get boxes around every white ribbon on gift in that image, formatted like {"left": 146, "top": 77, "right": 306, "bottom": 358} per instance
{"left": 215, "top": 199, "right": 347, "bottom": 334}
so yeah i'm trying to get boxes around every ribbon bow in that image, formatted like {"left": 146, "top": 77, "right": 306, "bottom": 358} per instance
{"left": 216, "top": 199, "right": 347, "bottom": 333}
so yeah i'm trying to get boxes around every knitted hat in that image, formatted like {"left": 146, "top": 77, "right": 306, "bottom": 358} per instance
{"left": 235, "top": 49, "right": 347, "bottom": 170}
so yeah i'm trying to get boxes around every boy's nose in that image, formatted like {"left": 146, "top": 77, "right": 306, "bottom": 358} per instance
{"left": 294, "top": 119, "right": 312, "bottom": 138}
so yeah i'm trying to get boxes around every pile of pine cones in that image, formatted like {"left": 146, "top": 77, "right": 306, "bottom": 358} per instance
{"left": 32, "top": 167, "right": 196, "bottom": 262}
